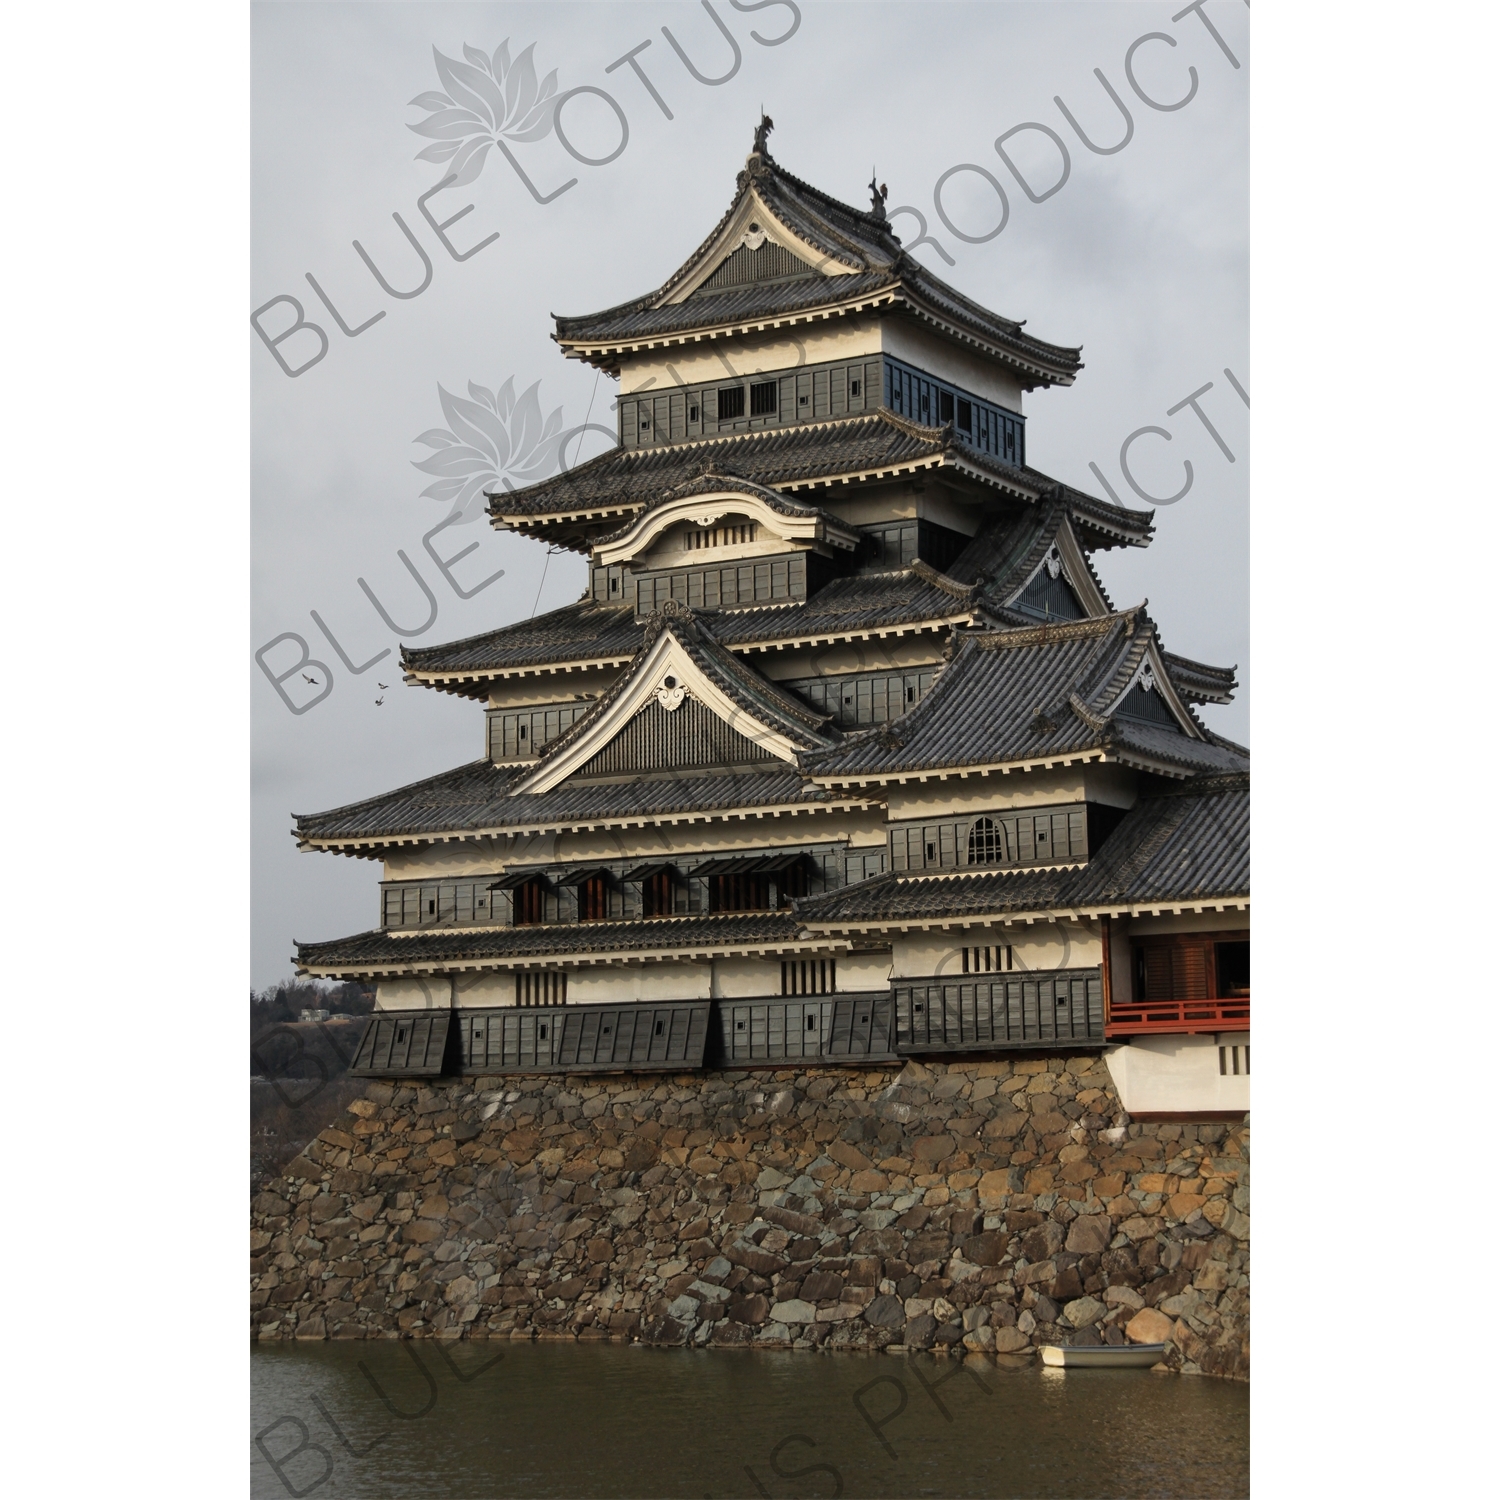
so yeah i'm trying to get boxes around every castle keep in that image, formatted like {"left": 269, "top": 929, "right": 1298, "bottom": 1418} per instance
{"left": 293, "top": 129, "right": 1249, "bottom": 1116}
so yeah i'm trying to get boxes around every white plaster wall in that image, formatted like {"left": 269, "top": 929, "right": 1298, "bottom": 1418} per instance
{"left": 453, "top": 972, "right": 514, "bottom": 1009}
{"left": 621, "top": 319, "right": 882, "bottom": 392}
{"left": 570, "top": 964, "right": 711, "bottom": 1004}
{"left": 893, "top": 922, "right": 1101, "bottom": 978}
{"left": 375, "top": 975, "right": 453, "bottom": 1012}
{"left": 881, "top": 320, "right": 1025, "bottom": 411}
{"left": 710, "top": 956, "right": 781, "bottom": 999}
{"left": 885, "top": 764, "right": 1138, "bottom": 822}
{"left": 912, "top": 487, "right": 983, "bottom": 538}
{"left": 837, "top": 952, "right": 892, "bottom": 991}
{"left": 383, "top": 841, "right": 512, "bottom": 880}
{"left": 1105, "top": 1034, "right": 1250, "bottom": 1115}
{"left": 485, "top": 665, "right": 623, "bottom": 710}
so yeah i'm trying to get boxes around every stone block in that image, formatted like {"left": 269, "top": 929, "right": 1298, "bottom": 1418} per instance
{"left": 1065, "top": 1215, "right": 1112, "bottom": 1255}
{"left": 863, "top": 1294, "right": 906, "bottom": 1329}
{"left": 992, "top": 1326, "right": 1030, "bottom": 1353}
{"left": 904, "top": 1314, "right": 937, "bottom": 1350}
{"left": 1063, "top": 1296, "right": 1106, "bottom": 1329}
{"left": 728, "top": 1294, "right": 770, "bottom": 1326}
{"left": 770, "top": 1299, "right": 817, "bottom": 1324}
{"left": 1125, "top": 1307, "right": 1174, "bottom": 1345}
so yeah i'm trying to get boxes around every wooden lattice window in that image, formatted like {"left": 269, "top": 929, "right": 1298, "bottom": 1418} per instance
{"left": 1131, "top": 933, "right": 1249, "bottom": 1002}
{"left": 750, "top": 381, "right": 778, "bottom": 416}
{"left": 642, "top": 871, "right": 674, "bottom": 918}
{"left": 782, "top": 959, "right": 835, "bottom": 996}
{"left": 516, "top": 971, "right": 566, "bottom": 1007}
{"left": 962, "top": 944, "right": 1012, "bottom": 974}
{"left": 718, "top": 385, "right": 745, "bottom": 418}
{"left": 579, "top": 875, "right": 611, "bottom": 923}
{"left": 967, "top": 817, "right": 1003, "bottom": 865}
{"left": 512, "top": 880, "right": 545, "bottom": 926}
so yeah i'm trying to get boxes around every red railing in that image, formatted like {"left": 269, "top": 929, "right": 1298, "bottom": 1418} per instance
{"left": 1106, "top": 996, "right": 1249, "bottom": 1036}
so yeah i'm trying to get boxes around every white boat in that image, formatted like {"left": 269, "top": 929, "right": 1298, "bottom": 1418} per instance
{"left": 1040, "top": 1343, "right": 1167, "bottom": 1368}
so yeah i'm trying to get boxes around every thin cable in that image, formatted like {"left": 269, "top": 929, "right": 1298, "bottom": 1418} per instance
{"left": 532, "top": 371, "right": 603, "bottom": 619}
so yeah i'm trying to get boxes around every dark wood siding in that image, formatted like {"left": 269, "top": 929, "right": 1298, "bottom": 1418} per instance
{"left": 576, "top": 698, "right": 778, "bottom": 777}
{"left": 349, "top": 1010, "right": 457, "bottom": 1077}
{"left": 894, "top": 969, "right": 1103, "bottom": 1053}
{"left": 487, "top": 702, "right": 590, "bottom": 761}
{"left": 458, "top": 1002, "right": 710, "bottom": 1073}
{"left": 618, "top": 356, "right": 883, "bottom": 448}
{"left": 786, "top": 668, "right": 935, "bottom": 728}
{"left": 857, "top": 519, "right": 972, "bottom": 574}
{"left": 711, "top": 994, "right": 896, "bottom": 1066}
{"left": 634, "top": 551, "right": 823, "bottom": 615}
{"left": 1012, "top": 567, "right": 1084, "bottom": 622}
{"left": 382, "top": 877, "right": 505, "bottom": 929}
{"left": 887, "top": 803, "right": 1089, "bottom": 873}
{"left": 883, "top": 356, "right": 1025, "bottom": 466}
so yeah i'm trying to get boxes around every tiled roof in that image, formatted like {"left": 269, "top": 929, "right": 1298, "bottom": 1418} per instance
{"left": 486, "top": 411, "right": 1153, "bottom": 552}
{"left": 553, "top": 151, "right": 1082, "bottom": 386}
{"left": 294, "top": 761, "right": 850, "bottom": 848}
{"left": 402, "top": 569, "right": 976, "bottom": 684}
{"left": 403, "top": 599, "right": 642, "bottom": 676}
{"left": 296, "top": 912, "right": 815, "bottom": 974}
{"left": 800, "top": 612, "right": 1248, "bottom": 783}
{"left": 706, "top": 569, "right": 974, "bottom": 646}
{"left": 1162, "top": 651, "right": 1239, "bottom": 705}
{"left": 797, "top": 774, "right": 1249, "bottom": 926}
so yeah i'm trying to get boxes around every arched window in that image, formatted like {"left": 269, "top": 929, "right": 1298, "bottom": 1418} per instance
{"left": 968, "top": 817, "right": 1003, "bottom": 865}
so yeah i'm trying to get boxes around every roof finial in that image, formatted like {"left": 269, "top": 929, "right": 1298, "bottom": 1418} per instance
{"left": 753, "top": 111, "right": 774, "bottom": 156}
{"left": 869, "top": 170, "right": 888, "bottom": 221}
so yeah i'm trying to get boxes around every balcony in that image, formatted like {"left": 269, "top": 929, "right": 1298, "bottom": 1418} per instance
{"left": 1106, "top": 996, "right": 1250, "bottom": 1037}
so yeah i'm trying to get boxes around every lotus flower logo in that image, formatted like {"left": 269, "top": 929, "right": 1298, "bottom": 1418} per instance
{"left": 408, "top": 41, "right": 559, "bottom": 187}
{"left": 413, "top": 378, "right": 567, "bottom": 524}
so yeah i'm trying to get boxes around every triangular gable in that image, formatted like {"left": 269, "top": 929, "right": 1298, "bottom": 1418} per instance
{"left": 574, "top": 696, "right": 780, "bottom": 778}
{"left": 1000, "top": 516, "right": 1110, "bottom": 619}
{"left": 512, "top": 617, "right": 831, "bottom": 795}
{"left": 663, "top": 185, "right": 858, "bottom": 305}
{"left": 1084, "top": 619, "right": 1203, "bottom": 740}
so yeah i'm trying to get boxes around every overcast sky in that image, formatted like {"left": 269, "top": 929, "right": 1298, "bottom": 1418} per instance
{"left": 251, "top": 0, "right": 1248, "bottom": 991}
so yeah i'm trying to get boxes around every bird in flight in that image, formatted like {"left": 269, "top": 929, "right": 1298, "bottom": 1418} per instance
{"left": 375, "top": 697, "right": 385, "bottom": 707}
{"left": 302, "top": 673, "right": 319, "bottom": 685}
{"left": 377, "top": 682, "right": 389, "bottom": 690}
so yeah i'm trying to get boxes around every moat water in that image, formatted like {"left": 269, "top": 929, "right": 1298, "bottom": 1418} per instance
{"left": 251, "top": 1342, "right": 1248, "bottom": 1498}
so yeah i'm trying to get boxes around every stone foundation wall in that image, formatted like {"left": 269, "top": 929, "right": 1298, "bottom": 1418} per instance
{"left": 249, "top": 1053, "right": 1249, "bottom": 1378}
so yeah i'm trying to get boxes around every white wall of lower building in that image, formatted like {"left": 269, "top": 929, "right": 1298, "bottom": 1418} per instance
{"left": 893, "top": 922, "right": 1102, "bottom": 979}
{"left": 1105, "top": 1033, "right": 1250, "bottom": 1115}
{"left": 375, "top": 975, "right": 453, "bottom": 1011}
{"left": 570, "top": 964, "right": 711, "bottom": 1005}
{"left": 452, "top": 972, "right": 514, "bottom": 1009}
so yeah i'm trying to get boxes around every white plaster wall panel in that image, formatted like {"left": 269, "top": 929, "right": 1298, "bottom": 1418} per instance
{"left": 880, "top": 319, "right": 1026, "bottom": 410}
{"left": 711, "top": 957, "right": 782, "bottom": 999}
{"left": 569, "top": 965, "right": 711, "bottom": 1005}
{"left": 453, "top": 972, "right": 514, "bottom": 1009}
{"left": 835, "top": 953, "right": 892, "bottom": 991}
{"left": 485, "top": 671, "right": 624, "bottom": 712}
{"left": 1104, "top": 1034, "right": 1250, "bottom": 1115}
{"left": 375, "top": 975, "right": 453, "bottom": 1012}
{"left": 622, "top": 320, "right": 882, "bottom": 392}
{"left": 892, "top": 923, "right": 1101, "bottom": 979}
